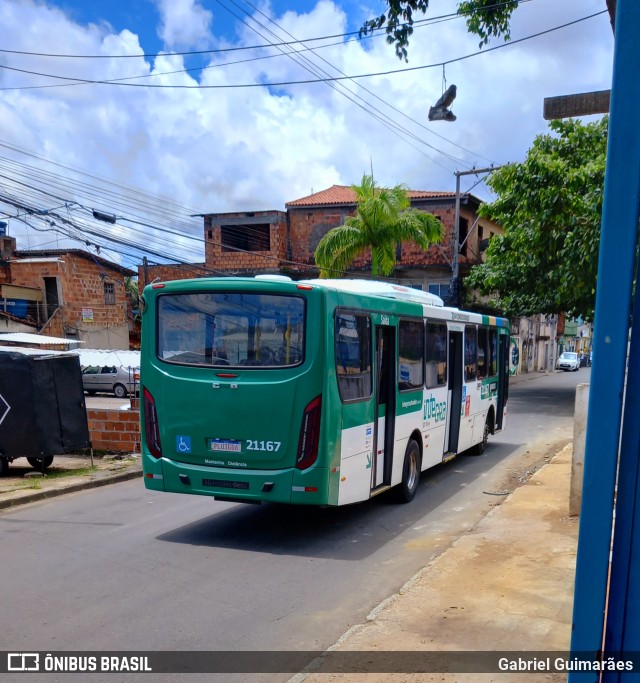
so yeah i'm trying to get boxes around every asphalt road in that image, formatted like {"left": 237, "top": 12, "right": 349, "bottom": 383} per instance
{"left": 0, "top": 369, "right": 588, "bottom": 680}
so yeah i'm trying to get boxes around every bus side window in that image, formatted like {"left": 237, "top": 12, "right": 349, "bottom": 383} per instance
{"left": 477, "top": 328, "right": 488, "bottom": 379}
{"left": 489, "top": 329, "right": 498, "bottom": 376}
{"left": 398, "top": 319, "right": 424, "bottom": 391}
{"left": 335, "top": 313, "right": 372, "bottom": 402}
{"left": 426, "top": 321, "right": 447, "bottom": 388}
{"left": 464, "top": 325, "right": 477, "bottom": 381}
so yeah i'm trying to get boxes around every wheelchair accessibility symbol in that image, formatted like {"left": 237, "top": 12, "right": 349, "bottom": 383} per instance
{"left": 176, "top": 436, "right": 192, "bottom": 453}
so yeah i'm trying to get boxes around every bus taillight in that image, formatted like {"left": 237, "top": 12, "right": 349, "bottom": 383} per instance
{"left": 296, "top": 395, "right": 322, "bottom": 470}
{"left": 143, "top": 387, "right": 162, "bottom": 459}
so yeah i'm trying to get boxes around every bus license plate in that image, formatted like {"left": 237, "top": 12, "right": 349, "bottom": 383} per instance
{"left": 209, "top": 439, "right": 242, "bottom": 453}
{"left": 202, "top": 479, "right": 249, "bottom": 490}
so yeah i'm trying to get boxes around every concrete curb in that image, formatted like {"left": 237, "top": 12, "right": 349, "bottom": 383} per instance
{"left": 0, "top": 467, "right": 142, "bottom": 511}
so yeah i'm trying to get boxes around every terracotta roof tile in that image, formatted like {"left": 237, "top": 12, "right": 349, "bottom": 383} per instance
{"left": 286, "top": 185, "right": 457, "bottom": 207}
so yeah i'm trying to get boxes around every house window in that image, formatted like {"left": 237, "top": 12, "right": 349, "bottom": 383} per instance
{"left": 221, "top": 223, "right": 270, "bottom": 252}
{"left": 104, "top": 282, "right": 115, "bottom": 305}
{"left": 459, "top": 217, "right": 469, "bottom": 256}
{"left": 428, "top": 282, "right": 450, "bottom": 300}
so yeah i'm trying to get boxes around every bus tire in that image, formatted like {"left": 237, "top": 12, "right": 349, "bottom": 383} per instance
{"left": 27, "top": 456, "right": 54, "bottom": 470}
{"left": 396, "top": 439, "right": 421, "bottom": 503}
{"left": 471, "top": 418, "right": 490, "bottom": 456}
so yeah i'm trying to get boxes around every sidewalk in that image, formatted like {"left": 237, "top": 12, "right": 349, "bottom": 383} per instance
{"left": 300, "top": 443, "right": 578, "bottom": 683}
{"left": 0, "top": 454, "right": 142, "bottom": 510}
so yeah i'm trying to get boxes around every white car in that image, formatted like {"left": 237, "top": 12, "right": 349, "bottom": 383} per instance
{"left": 82, "top": 364, "right": 139, "bottom": 397}
{"left": 556, "top": 351, "right": 580, "bottom": 372}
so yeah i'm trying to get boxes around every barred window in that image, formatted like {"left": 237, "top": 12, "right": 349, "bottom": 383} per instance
{"left": 104, "top": 282, "right": 115, "bottom": 305}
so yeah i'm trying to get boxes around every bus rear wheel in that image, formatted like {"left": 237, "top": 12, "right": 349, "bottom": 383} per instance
{"left": 396, "top": 439, "right": 421, "bottom": 503}
{"left": 470, "top": 418, "right": 490, "bottom": 456}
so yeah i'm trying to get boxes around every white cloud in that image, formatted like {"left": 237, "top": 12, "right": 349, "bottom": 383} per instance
{"left": 155, "top": 0, "right": 213, "bottom": 49}
{"left": 0, "top": 0, "right": 614, "bottom": 265}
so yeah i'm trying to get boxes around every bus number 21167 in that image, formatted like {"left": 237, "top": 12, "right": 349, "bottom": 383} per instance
{"left": 246, "top": 440, "right": 282, "bottom": 452}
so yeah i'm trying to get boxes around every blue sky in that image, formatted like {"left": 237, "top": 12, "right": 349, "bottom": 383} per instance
{"left": 0, "top": 0, "right": 614, "bottom": 268}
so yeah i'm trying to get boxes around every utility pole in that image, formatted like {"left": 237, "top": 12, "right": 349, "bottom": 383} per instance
{"left": 450, "top": 166, "right": 502, "bottom": 307}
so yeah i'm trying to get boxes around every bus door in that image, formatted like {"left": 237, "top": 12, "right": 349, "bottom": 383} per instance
{"left": 445, "top": 330, "right": 463, "bottom": 455}
{"left": 372, "top": 325, "right": 396, "bottom": 489}
{"left": 496, "top": 333, "right": 509, "bottom": 430}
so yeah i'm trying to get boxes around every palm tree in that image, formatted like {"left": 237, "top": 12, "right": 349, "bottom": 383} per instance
{"left": 314, "top": 174, "right": 444, "bottom": 278}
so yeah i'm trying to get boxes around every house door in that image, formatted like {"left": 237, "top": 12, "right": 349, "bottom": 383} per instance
{"left": 43, "top": 277, "right": 59, "bottom": 320}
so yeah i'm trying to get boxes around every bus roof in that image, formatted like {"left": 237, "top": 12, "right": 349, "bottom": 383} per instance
{"left": 298, "top": 279, "right": 444, "bottom": 307}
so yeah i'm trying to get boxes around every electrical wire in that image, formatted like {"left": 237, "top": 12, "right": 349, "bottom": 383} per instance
{"left": 0, "top": 1, "right": 530, "bottom": 60}
{"left": 0, "top": 11, "right": 606, "bottom": 91}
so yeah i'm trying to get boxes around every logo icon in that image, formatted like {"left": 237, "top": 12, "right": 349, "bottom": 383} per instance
{"left": 8, "top": 653, "right": 40, "bottom": 672}
{"left": 176, "top": 436, "right": 192, "bottom": 453}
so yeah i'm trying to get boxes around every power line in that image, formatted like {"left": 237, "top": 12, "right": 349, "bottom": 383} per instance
{"left": 0, "top": 9, "right": 603, "bottom": 91}
{"left": 0, "top": 1, "right": 529, "bottom": 60}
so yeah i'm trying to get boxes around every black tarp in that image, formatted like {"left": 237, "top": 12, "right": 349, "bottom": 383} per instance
{"left": 0, "top": 351, "right": 90, "bottom": 459}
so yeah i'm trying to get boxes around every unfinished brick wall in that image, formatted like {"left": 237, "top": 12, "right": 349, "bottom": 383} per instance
{"left": 287, "top": 208, "right": 350, "bottom": 266}
{"left": 138, "top": 263, "right": 206, "bottom": 291}
{"left": 204, "top": 211, "right": 287, "bottom": 273}
{"left": 288, "top": 201, "right": 501, "bottom": 274}
{"left": 86, "top": 407, "right": 140, "bottom": 453}
{"left": 10, "top": 253, "right": 131, "bottom": 344}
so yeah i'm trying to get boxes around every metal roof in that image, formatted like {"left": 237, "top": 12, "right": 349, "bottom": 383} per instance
{"left": 0, "top": 333, "right": 83, "bottom": 346}
{"left": 76, "top": 349, "right": 140, "bottom": 369}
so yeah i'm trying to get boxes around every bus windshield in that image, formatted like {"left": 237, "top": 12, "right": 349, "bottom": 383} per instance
{"left": 157, "top": 292, "right": 305, "bottom": 368}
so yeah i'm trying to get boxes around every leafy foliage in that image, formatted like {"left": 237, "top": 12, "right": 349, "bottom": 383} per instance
{"left": 360, "top": 0, "right": 519, "bottom": 61}
{"left": 465, "top": 118, "right": 608, "bottom": 320}
{"left": 314, "top": 174, "right": 444, "bottom": 278}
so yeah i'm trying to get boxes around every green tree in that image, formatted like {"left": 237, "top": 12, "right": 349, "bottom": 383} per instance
{"left": 362, "top": 0, "right": 615, "bottom": 61}
{"left": 125, "top": 276, "right": 140, "bottom": 318}
{"left": 314, "top": 174, "right": 444, "bottom": 278}
{"left": 465, "top": 117, "right": 608, "bottom": 320}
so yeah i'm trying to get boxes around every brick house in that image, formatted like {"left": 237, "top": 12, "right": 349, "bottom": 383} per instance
{"left": 284, "top": 186, "right": 502, "bottom": 299}
{"left": 0, "top": 235, "right": 135, "bottom": 349}
{"left": 141, "top": 185, "right": 502, "bottom": 303}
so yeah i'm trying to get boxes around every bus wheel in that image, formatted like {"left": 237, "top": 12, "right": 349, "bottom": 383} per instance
{"left": 396, "top": 439, "right": 421, "bottom": 503}
{"left": 27, "top": 456, "right": 54, "bottom": 470}
{"left": 471, "top": 418, "right": 490, "bottom": 456}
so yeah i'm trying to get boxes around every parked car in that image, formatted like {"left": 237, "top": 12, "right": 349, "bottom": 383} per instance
{"left": 82, "top": 365, "right": 139, "bottom": 398}
{"left": 556, "top": 351, "right": 580, "bottom": 372}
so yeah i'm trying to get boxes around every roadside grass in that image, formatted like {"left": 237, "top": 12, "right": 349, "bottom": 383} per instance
{"left": 42, "top": 466, "right": 98, "bottom": 479}
{"left": 0, "top": 466, "right": 98, "bottom": 493}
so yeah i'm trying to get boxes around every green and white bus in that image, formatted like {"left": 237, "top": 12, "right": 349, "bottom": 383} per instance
{"left": 140, "top": 276, "right": 509, "bottom": 506}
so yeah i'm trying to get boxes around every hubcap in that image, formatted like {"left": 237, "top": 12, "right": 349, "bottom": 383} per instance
{"left": 407, "top": 450, "right": 418, "bottom": 490}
